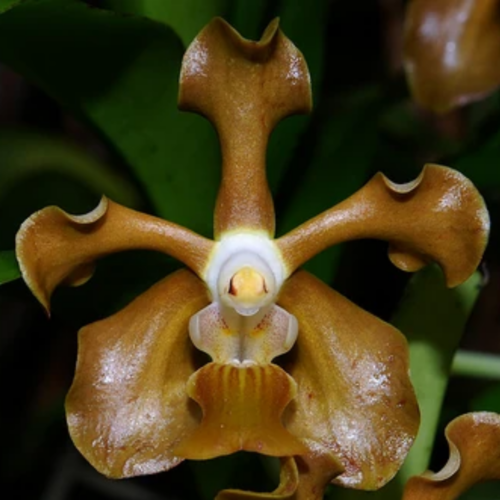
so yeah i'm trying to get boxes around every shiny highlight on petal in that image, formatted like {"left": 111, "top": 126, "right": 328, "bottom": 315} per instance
{"left": 404, "top": 0, "right": 500, "bottom": 112}
{"left": 179, "top": 17, "right": 312, "bottom": 237}
{"left": 66, "top": 270, "right": 210, "bottom": 478}
{"left": 279, "top": 271, "right": 419, "bottom": 490}
{"left": 277, "top": 165, "right": 489, "bottom": 288}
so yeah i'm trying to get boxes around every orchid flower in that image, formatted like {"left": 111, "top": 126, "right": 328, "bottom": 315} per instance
{"left": 402, "top": 412, "right": 500, "bottom": 500}
{"left": 257, "top": 412, "right": 500, "bottom": 500}
{"left": 404, "top": 0, "right": 500, "bottom": 113}
{"left": 15, "top": 18, "right": 489, "bottom": 499}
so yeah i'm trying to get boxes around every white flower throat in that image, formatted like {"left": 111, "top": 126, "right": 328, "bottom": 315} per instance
{"left": 189, "top": 233, "right": 298, "bottom": 365}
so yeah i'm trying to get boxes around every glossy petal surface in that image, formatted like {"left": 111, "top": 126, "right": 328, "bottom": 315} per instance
{"left": 404, "top": 0, "right": 500, "bottom": 112}
{"left": 66, "top": 269, "right": 209, "bottom": 478}
{"left": 403, "top": 412, "right": 500, "bottom": 500}
{"left": 179, "top": 17, "right": 312, "bottom": 237}
{"left": 16, "top": 197, "right": 214, "bottom": 311}
{"left": 278, "top": 165, "right": 489, "bottom": 287}
{"left": 278, "top": 271, "right": 419, "bottom": 490}
{"left": 175, "top": 362, "right": 307, "bottom": 459}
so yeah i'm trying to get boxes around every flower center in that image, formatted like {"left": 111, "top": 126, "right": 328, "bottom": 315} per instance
{"left": 189, "top": 233, "right": 297, "bottom": 365}
{"left": 204, "top": 232, "right": 286, "bottom": 316}
{"left": 228, "top": 266, "right": 267, "bottom": 308}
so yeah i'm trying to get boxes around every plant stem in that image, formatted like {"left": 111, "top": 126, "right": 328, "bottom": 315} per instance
{"left": 452, "top": 350, "right": 500, "bottom": 380}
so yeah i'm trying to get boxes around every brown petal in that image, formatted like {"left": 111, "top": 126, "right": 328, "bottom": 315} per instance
{"left": 216, "top": 449, "right": 343, "bottom": 500}
{"left": 175, "top": 362, "right": 307, "bottom": 459}
{"left": 179, "top": 18, "right": 312, "bottom": 238}
{"left": 292, "top": 446, "right": 345, "bottom": 499}
{"left": 216, "top": 457, "right": 299, "bottom": 500}
{"left": 277, "top": 165, "right": 489, "bottom": 287}
{"left": 403, "top": 412, "right": 500, "bottom": 500}
{"left": 15, "top": 197, "right": 214, "bottom": 312}
{"left": 278, "top": 271, "right": 420, "bottom": 490}
{"left": 66, "top": 269, "right": 210, "bottom": 478}
{"left": 404, "top": 0, "right": 500, "bottom": 113}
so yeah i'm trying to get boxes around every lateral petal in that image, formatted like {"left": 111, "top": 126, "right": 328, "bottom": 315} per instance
{"left": 277, "top": 165, "right": 489, "bottom": 287}
{"left": 278, "top": 271, "right": 420, "bottom": 490}
{"left": 65, "top": 269, "right": 210, "bottom": 478}
{"left": 403, "top": 412, "right": 500, "bottom": 500}
{"left": 404, "top": 0, "right": 500, "bottom": 113}
{"left": 15, "top": 197, "right": 214, "bottom": 312}
{"left": 180, "top": 18, "right": 312, "bottom": 237}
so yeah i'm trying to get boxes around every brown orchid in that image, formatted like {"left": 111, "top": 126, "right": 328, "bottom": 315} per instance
{"left": 15, "top": 18, "right": 489, "bottom": 499}
{"left": 404, "top": 0, "right": 500, "bottom": 113}
{"left": 403, "top": 412, "right": 500, "bottom": 500}
{"left": 249, "top": 412, "right": 500, "bottom": 500}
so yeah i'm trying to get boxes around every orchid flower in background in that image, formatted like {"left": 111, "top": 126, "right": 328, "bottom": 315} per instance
{"left": 15, "top": 18, "right": 491, "bottom": 500}
{"left": 404, "top": 0, "right": 500, "bottom": 113}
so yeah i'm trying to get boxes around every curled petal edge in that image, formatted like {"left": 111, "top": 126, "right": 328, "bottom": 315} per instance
{"left": 277, "top": 164, "right": 489, "bottom": 288}
{"left": 15, "top": 196, "right": 214, "bottom": 312}
{"left": 403, "top": 412, "right": 500, "bottom": 500}
{"left": 180, "top": 17, "right": 311, "bottom": 237}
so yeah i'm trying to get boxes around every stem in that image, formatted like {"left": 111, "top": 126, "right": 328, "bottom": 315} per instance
{"left": 452, "top": 350, "right": 500, "bottom": 380}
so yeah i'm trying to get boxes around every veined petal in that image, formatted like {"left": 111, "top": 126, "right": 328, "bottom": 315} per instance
{"left": 277, "top": 165, "right": 489, "bottom": 287}
{"left": 175, "top": 362, "right": 307, "bottom": 459}
{"left": 404, "top": 0, "right": 500, "bottom": 113}
{"left": 278, "top": 271, "right": 419, "bottom": 490}
{"left": 15, "top": 197, "right": 214, "bottom": 312}
{"left": 179, "top": 18, "right": 312, "bottom": 238}
{"left": 65, "top": 269, "right": 210, "bottom": 478}
{"left": 403, "top": 412, "right": 500, "bottom": 500}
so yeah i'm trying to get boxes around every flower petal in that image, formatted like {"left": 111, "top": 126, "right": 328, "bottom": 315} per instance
{"left": 179, "top": 18, "right": 312, "bottom": 237}
{"left": 65, "top": 269, "right": 210, "bottom": 478}
{"left": 175, "top": 362, "right": 307, "bottom": 459}
{"left": 216, "top": 449, "right": 343, "bottom": 500}
{"left": 189, "top": 303, "right": 298, "bottom": 364}
{"left": 404, "top": 0, "right": 500, "bottom": 113}
{"left": 402, "top": 412, "right": 500, "bottom": 500}
{"left": 277, "top": 165, "right": 489, "bottom": 287}
{"left": 278, "top": 271, "right": 420, "bottom": 490}
{"left": 15, "top": 197, "right": 214, "bottom": 312}
{"left": 216, "top": 457, "right": 299, "bottom": 499}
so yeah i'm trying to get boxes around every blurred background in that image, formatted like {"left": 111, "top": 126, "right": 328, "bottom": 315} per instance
{"left": 1, "top": 0, "right": 500, "bottom": 498}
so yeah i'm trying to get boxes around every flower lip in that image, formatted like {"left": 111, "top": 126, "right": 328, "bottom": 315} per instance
{"left": 204, "top": 232, "right": 286, "bottom": 316}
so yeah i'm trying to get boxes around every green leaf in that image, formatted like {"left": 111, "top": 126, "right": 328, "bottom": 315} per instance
{"left": 227, "top": 0, "right": 268, "bottom": 40}
{"left": 267, "top": 0, "right": 330, "bottom": 190}
{"left": 0, "top": 251, "right": 20, "bottom": 284}
{"left": 455, "top": 125, "right": 500, "bottom": 191}
{"left": 101, "top": 0, "right": 230, "bottom": 47}
{"left": 392, "top": 266, "right": 482, "bottom": 481}
{"left": 0, "top": 0, "right": 220, "bottom": 236}
{"left": 0, "top": 0, "right": 18, "bottom": 14}
{"left": 0, "top": 129, "right": 141, "bottom": 207}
